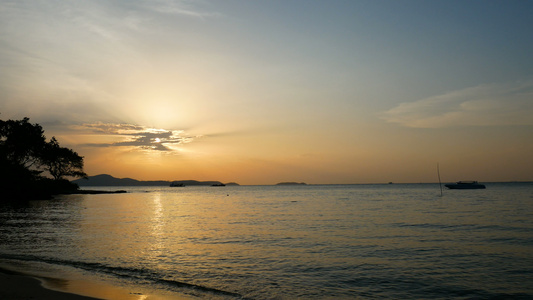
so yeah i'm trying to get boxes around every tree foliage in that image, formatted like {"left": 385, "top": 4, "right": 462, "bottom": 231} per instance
{"left": 0, "top": 117, "right": 46, "bottom": 168}
{"left": 1, "top": 117, "right": 87, "bottom": 200}
{"left": 41, "top": 137, "right": 87, "bottom": 180}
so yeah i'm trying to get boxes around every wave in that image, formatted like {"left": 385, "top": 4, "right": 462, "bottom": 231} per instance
{"left": 0, "top": 253, "right": 245, "bottom": 299}
{"left": 393, "top": 222, "right": 533, "bottom": 233}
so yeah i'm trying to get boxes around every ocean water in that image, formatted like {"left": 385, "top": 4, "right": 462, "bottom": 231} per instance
{"left": 1, "top": 183, "right": 532, "bottom": 299}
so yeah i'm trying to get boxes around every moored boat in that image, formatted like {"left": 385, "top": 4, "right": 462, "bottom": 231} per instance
{"left": 445, "top": 181, "right": 486, "bottom": 189}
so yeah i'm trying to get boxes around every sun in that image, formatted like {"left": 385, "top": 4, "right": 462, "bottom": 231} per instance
{"left": 154, "top": 138, "right": 161, "bottom": 143}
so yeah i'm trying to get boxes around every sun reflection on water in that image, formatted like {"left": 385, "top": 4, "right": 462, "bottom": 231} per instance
{"left": 149, "top": 193, "right": 165, "bottom": 257}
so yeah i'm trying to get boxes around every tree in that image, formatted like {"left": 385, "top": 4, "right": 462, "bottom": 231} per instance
{"left": 1, "top": 117, "right": 87, "bottom": 200}
{"left": 0, "top": 117, "right": 47, "bottom": 169}
{"left": 41, "top": 137, "right": 87, "bottom": 180}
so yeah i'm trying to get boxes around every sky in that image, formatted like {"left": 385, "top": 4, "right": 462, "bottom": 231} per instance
{"left": 1, "top": 0, "right": 532, "bottom": 185}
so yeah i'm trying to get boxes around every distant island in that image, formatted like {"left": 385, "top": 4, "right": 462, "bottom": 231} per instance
{"left": 72, "top": 174, "right": 239, "bottom": 187}
{"left": 172, "top": 180, "right": 239, "bottom": 186}
{"left": 169, "top": 180, "right": 227, "bottom": 187}
{"left": 276, "top": 182, "right": 307, "bottom": 185}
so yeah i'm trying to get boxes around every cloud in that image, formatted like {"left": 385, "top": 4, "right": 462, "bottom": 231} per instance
{"left": 0, "top": 1, "right": 220, "bottom": 121}
{"left": 77, "top": 123, "right": 198, "bottom": 151}
{"left": 145, "top": 0, "right": 220, "bottom": 18}
{"left": 381, "top": 80, "right": 533, "bottom": 128}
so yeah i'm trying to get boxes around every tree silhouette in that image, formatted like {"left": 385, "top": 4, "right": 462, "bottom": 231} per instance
{"left": 0, "top": 117, "right": 46, "bottom": 169}
{"left": 41, "top": 137, "right": 87, "bottom": 180}
{"left": 1, "top": 117, "right": 87, "bottom": 200}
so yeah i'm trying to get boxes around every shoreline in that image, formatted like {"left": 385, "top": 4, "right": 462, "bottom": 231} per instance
{"left": 65, "top": 189, "right": 127, "bottom": 195}
{"left": 0, "top": 263, "right": 193, "bottom": 300}
{"left": 0, "top": 267, "right": 101, "bottom": 300}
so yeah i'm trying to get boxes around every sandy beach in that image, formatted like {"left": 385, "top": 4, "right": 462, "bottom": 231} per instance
{"left": 0, "top": 266, "right": 193, "bottom": 300}
{"left": 0, "top": 268, "right": 100, "bottom": 300}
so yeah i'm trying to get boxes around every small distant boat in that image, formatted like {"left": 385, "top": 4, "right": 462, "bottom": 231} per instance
{"left": 444, "top": 181, "right": 486, "bottom": 189}
{"left": 211, "top": 183, "right": 226, "bottom": 187}
{"left": 170, "top": 182, "right": 185, "bottom": 187}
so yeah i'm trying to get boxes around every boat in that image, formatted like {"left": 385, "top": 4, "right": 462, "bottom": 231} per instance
{"left": 211, "top": 183, "right": 226, "bottom": 187}
{"left": 170, "top": 182, "right": 185, "bottom": 187}
{"left": 444, "top": 181, "right": 486, "bottom": 189}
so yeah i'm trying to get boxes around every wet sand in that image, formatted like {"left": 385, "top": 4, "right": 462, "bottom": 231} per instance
{"left": 0, "top": 268, "right": 100, "bottom": 300}
{"left": 0, "top": 266, "right": 193, "bottom": 300}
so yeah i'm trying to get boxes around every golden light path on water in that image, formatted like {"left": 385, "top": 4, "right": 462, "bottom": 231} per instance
{"left": 150, "top": 193, "right": 165, "bottom": 259}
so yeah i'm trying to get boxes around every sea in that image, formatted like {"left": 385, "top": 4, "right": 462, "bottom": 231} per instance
{"left": 1, "top": 183, "right": 532, "bottom": 299}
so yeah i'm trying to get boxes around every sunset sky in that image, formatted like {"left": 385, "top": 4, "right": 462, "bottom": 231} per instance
{"left": 1, "top": 0, "right": 532, "bottom": 184}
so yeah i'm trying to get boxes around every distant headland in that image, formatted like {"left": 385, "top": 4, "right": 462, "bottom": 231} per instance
{"left": 72, "top": 174, "right": 239, "bottom": 187}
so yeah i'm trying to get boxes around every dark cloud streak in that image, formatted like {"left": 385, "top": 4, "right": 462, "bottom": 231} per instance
{"left": 78, "top": 122, "right": 196, "bottom": 152}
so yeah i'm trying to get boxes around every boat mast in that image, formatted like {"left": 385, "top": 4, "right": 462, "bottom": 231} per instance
{"left": 437, "top": 163, "right": 443, "bottom": 196}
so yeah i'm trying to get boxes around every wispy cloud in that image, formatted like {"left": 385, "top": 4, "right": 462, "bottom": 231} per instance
{"left": 381, "top": 81, "right": 533, "bottom": 128}
{"left": 77, "top": 123, "right": 198, "bottom": 151}
{"left": 145, "top": 0, "right": 220, "bottom": 19}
